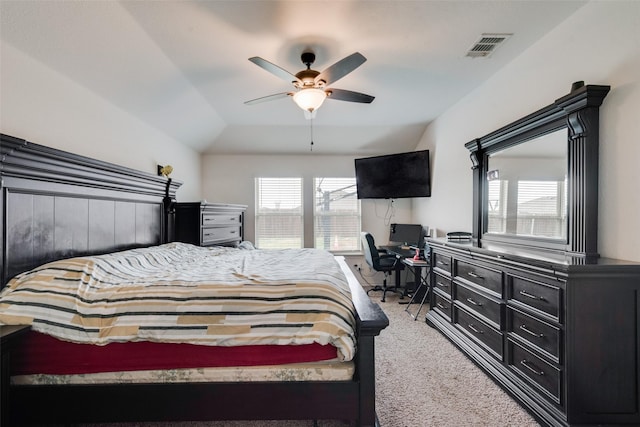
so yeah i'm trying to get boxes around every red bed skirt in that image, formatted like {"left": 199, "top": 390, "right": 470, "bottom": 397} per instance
{"left": 11, "top": 331, "right": 339, "bottom": 375}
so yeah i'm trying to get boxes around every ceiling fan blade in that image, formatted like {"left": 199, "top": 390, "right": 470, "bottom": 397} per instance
{"left": 244, "top": 92, "right": 292, "bottom": 105}
{"left": 248, "top": 57, "right": 301, "bottom": 85}
{"left": 315, "top": 52, "right": 366, "bottom": 86}
{"left": 326, "top": 88, "right": 375, "bottom": 103}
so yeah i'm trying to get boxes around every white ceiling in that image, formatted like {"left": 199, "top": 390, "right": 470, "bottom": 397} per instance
{"left": 0, "top": 0, "right": 587, "bottom": 155}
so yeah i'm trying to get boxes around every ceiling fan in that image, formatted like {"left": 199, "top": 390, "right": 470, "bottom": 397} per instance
{"left": 244, "top": 51, "right": 375, "bottom": 117}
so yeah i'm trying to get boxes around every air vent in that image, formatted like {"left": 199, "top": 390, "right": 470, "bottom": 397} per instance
{"left": 466, "top": 33, "right": 512, "bottom": 58}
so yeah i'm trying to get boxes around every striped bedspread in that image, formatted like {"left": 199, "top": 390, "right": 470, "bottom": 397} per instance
{"left": 0, "top": 243, "right": 356, "bottom": 361}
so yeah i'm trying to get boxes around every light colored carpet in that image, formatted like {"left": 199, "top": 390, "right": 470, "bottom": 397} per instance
{"left": 371, "top": 293, "right": 539, "bottom": 426}
{"left": 74, "top": 294, "right": 539, "bottom": 427}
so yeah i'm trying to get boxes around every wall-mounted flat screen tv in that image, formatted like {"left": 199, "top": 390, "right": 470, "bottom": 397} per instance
{"left": 355, "top": 150, "right": 431, "bottom": 199}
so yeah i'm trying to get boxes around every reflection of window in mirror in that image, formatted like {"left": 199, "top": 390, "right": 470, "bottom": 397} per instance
{"left": 487, "top": 179, "right": 507, "bottom": 233}
{"left": 486, "top": 128, "right": 568, "bottom": 240}
{"left": 516, "top": 180, "right": 567, "bottom": 238}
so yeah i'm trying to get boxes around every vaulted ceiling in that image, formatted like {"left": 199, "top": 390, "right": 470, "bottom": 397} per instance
{"left": 0, "top": 1, "right": 587, "bottom": 155}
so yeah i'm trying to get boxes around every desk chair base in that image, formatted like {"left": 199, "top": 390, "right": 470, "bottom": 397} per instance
{"left": 367, "top": 282, "right": 404, "bottom": 303}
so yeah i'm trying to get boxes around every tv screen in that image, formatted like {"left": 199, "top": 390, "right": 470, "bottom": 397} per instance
{"left": 354, "top": 150, "right": 431, "bottom": 199}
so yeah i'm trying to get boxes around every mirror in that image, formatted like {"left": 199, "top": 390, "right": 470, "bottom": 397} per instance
{"left": 466, "top": 84, "right": 610, "bottom": 257}
{"left": 485, "top": 128, "right": 568, "bottom": 241}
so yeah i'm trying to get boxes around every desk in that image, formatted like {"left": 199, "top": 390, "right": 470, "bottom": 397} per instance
{"left": 401, "top": 257, "right": 430, "bottom": 320}
{"left": 384, "top": 246, "right": 423, "bottom": 295}
{"left": 381, "top": 245, "right": 415, "bottom": 259}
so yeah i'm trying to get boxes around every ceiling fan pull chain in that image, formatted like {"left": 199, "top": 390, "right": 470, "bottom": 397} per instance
{"left": 310, "top": 117, "right": 314, "bottom": 152}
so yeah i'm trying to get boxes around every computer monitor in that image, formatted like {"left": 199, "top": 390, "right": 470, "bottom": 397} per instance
{"left": 388, "top": 223, "right": 424, "bottom": 248}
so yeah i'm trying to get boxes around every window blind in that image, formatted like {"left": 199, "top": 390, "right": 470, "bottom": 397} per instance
{"left": 517, "top": 180, "right": 566, "bottom": 237}
{"left": 313, "top": 178, "right": 361, "bottom": 252}
{"left": 255, "top": 178, "right": 303, "bottom": 249}
{"left": 487, "top": 179, "right": 508, "bottom": 233}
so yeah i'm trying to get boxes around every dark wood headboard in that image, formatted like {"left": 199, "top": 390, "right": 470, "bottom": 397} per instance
{"left": 0, "top": 134, "right": 182, "bottom": 287}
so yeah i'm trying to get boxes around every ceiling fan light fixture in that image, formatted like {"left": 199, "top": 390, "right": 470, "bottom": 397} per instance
{"left": 293, "top": 88, "right": 327, "bottom": 112}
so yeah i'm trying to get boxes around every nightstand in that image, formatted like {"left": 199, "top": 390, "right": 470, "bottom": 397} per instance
{"left": 1, "top": 325, "right": 30, "bottom": 426}
{"left": 175, "top": 202, "right": 247, "bottom": 247}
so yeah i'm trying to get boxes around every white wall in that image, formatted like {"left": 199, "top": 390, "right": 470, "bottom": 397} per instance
{"left": 201, "top": 154, "right": 413, "bottom": 246}
{"left": 414, "top": 0, "right": 640, "bottom": 262}
{"left": 0, "top": 41, "right": 201, "bottom": 201}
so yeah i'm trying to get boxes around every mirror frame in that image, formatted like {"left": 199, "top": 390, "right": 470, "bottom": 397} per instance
{"left": 465, "top": 84, "right": 610, "bottom": 258}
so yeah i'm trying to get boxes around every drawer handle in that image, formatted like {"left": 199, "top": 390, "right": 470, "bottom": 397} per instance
{"left": 467, "top": 323, "right": 484, "bottom": 334}
{"left": 467, "top": 271, "right": 484, "bottom": 280}
{"left": 519, "top": 324, "right": 544, "bottom": 338}
{"left": 436, "top": 302, "right": 447, "bottom": 310}
{"left": 230, "top": 230, "right": 237, "bottom": 234}
{"left": 437, "top": 261, "right": 449, "bottom": 267}
{"left": 436, "top": 281, "right": 448, "bottom": 288}
{"left": 519, "top": 290, "right": 546, "bottom": 301}
{"left": 466, "top": 297, "right": 483, "bottom": 306}
{"left": 520, "top": 359, "right": 545, "bottom": 376}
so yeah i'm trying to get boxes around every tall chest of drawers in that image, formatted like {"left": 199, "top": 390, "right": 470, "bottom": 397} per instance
{"left": 426, "top": 238, "right": 640, "bottom": 427}
{"left": 175, "top": 202, "right": 247, "bottom": 247}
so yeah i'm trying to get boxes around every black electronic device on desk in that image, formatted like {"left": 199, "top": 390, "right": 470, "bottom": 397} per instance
{"left": 389, "top": 223, "right": 424, "bottom": 247}
{"left": 380, "top": 223, "right": 425, "bottom": 256}
{"left": 446, "top": 231, "right": 472, "bottom": 241}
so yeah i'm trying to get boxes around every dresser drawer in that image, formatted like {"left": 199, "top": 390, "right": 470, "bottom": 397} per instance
{"left": 202, "top": 226, "right": 241, "bottom": 244}
{"left": 507, "top": 307, "right": 561, "bottom": 363}
{"left": 433, "top": 271, "right": 452, "bottom": 298}
{"left": 432, "top": 252, "right": 452, "bottom": 275}
{"left": 432, "top": 291, "right": 452, "bottom": 321}
{"left": 509, "top": 275, "right": 561, "bottom": 322}
{"left": 454, "top": 306, "right": 503, "bottom": 360}
{"left": 455, "top": 282, "right": 503, "bottom": 329}
{"left": 202, "top": 213, "right": 242, "bottom": 227}
{"left": 508, "top": 339, "right": 562, "bottom": 404}
{"left": 455, "top": 260, "right": 503, "bottom": 297}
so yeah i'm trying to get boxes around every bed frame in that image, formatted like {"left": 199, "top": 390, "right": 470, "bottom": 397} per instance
{"left": 0, "top": 133, "right": 389, "bottom": 426}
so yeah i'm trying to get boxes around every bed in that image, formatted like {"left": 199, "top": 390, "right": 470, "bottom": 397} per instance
{"left": 0, "top": 133, "right": 389, "bottom": 426}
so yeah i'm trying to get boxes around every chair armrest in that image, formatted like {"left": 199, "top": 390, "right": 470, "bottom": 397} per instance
{"left": 379, "top": 253, "right": 403, "bottom": 268}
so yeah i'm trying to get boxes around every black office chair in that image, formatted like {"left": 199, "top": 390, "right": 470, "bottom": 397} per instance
{"left": 361, "top": 232, "right": 405, "bottom": 302}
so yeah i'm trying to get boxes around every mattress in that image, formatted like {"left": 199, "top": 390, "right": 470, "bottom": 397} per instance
{"left": 11, "top": 331, "right": 341, "bottom": 375}
{"left": 12, "top": 361, "right": 355, "bottom": 385}
{"left": 10, "top": 329, "right": 354, "bottom": 385}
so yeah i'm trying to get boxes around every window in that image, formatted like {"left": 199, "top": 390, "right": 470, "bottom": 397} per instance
{"left": 313, "top": 177, "right": 361, "bottom": 252}
{"left": 255, "top": 178, "right": 303, "bottom": 249}
{"left": 487, "top": 178, "right": 567, "bottom": 238}
{"left": 516, "top": 180, "right": 567, "bottom": 238}
{"left": 487, "top": 179, "right": 508, "bottom": 233}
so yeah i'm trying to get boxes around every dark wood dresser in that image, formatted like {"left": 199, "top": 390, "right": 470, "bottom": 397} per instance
{"left": 175, "top": 202, "right": 247, "bottom": 247}
{"left": 426, "top": 238, "right": 640, "bottom": 426}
